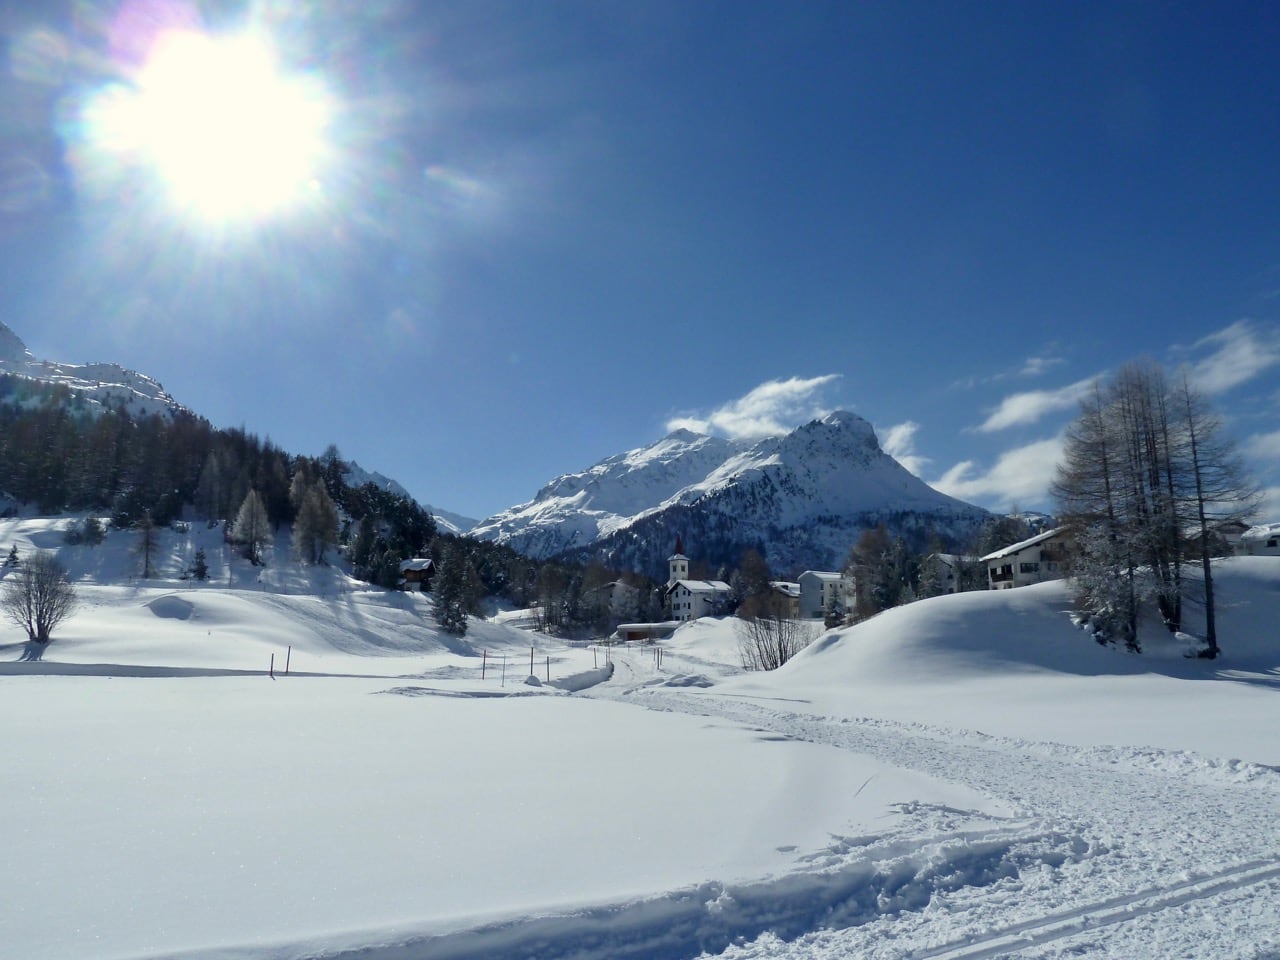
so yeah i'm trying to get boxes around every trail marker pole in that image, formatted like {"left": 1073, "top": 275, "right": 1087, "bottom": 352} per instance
{"left": 501, "top": 655, "right": 506, "bottom": 687}
{"left": 546, "top": 655, "right": 550, "bottom": 682}
{"left": 482, "top": 650, "right": 487, "bottom": 680}
{"left": 269, "top": 653, "right": 275, "bottom": 678}
{"left": 285, "top": 646, "right": 291, "bottom": 675}
{"left": 529, "top": 645, "right": 534, "bottom": 677}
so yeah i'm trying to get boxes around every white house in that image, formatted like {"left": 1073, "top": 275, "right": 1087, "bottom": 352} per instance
{"left": 797, "top": 570, "right": 852, "bottom": 619}
{"left": 1241, "top": 522, "right": 1280, "bottom": 557}
{"left": 981, "top": 527, "right": 1071, "bottom": 590}
{"left": 666, "top": 579, "right": 734, "bottom": 621}
{"left": 664, "top": 534, "right": 732, "bottom": 621}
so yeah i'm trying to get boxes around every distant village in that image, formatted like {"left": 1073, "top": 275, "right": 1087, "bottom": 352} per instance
{"left": 585, "top": 519, "right": 1280, "bottom": 642}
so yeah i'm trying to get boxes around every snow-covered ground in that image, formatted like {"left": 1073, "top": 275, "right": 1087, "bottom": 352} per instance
{"left": 2, "top": 517, "right": 1279, "bottom": 959}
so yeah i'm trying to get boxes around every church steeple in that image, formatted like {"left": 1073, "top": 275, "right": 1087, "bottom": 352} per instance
{"left": 667, "top": 533, "right": 689, "bottom": 585}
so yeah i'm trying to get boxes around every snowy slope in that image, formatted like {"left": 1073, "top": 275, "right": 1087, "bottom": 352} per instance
{"left": 343, "top": 459, "right": 476, "bottom": 534}
{"left": 473, "top": 411, "right": 989, "bottom": 573}
{"left": 469, "top": 428, "right": 748, "bottom": 555}
{"left": 3, "top": 517, "right": 1279, "bottom": 960}
{"left": 0, "top": 319, "right": 185, "bottom": 420}
{"left": 0, "top": 321, "right": 476, "bottom": 530}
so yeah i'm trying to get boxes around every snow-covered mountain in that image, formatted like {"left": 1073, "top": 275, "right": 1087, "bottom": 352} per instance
{"left": 471, "top": 411, "right": 990, "bottom": 574}
{"left": 344, "top": 459, "right": 477, "bottom": 534}
{"left": 0, "top": 320, "right": 185, "bottom": 420}
{"left": 0, "top": 320, "right": 475, "bottom": 528}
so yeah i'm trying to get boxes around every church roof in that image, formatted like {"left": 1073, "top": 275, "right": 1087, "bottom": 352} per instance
{"left": 665, "top": 579, "right": 732, "bottom": 596}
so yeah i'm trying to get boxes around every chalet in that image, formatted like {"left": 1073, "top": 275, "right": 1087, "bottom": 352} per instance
{"left": 769, "top": 581, "right": 801, "bottom": 618}
{"left": 797, "top": 570, "right": 852, "bottom": 619}
{"left": 981, "top": 527, "right": 1071, "bottom": 590}
{"left": 398, "top": 558, "right": 435, "bottom": 592}
{"left": 1241, "top": 522, "right": 1280, "bottom": 557}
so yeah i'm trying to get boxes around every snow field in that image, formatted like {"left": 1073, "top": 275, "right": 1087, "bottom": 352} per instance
{"left": 2, "top": 517, "right": 1280, "bottom": 958}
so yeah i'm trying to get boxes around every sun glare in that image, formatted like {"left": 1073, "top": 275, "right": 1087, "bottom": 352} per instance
{"left": 92, "top": 29, "right": 332, "bottom": 222}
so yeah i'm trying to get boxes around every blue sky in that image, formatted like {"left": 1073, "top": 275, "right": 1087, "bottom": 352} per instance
{"left": 3, "top": 1, "right": 1279, "bottom": 522}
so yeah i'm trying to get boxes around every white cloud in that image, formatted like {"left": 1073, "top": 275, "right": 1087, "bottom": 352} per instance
{"left": 978, "top": 376, "right": 1100, "bottom": 433}
{"left": 1185, "top": 320, "right": 1280, "bottom": 394}
{"left": 952, "top": 350, "right": 1066, "bottom": 390}
{"left": 1018, "top": 354, "right": 1065, "bottom": 378}
{"left": 667, "top": 374, "right": 841, "bottom": 440}
{"left": 1246, "top": 429, "right": 1280, "bottom": 462}
{"left": 931, "top": 435, "right": 1065, "bottom": 511}
{"left": 881, "top": 420, "right": 930, "bottom": 477}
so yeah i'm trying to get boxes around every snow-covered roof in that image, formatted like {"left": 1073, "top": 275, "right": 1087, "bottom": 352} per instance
{"left": 980, "top": 527, "right": 1069, "bottom": 563}
{"left": 770, "top": 581, "right": 801, "bottom": 598}
{"left": 799, "top": 570, "right": 844, "bottom": 583}
{"left": 399, "top": 558, "right": 434, "bottom": 572}
{"left": 666, "top": 579, "right": 732, "bottom": 595}
{"left": 1242, "top": 523, "right": 1280, "bottom": 542}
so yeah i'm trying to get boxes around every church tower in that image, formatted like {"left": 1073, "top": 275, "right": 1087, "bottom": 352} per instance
{"left": 667, "top": 533, "right": 689, "bottom": 586}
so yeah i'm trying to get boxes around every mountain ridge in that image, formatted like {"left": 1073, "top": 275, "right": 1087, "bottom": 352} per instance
{"left": 472, "top": 411, "right": 989, "bottom": 575}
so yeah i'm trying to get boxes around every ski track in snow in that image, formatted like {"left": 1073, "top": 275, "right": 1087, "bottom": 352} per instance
{"left": 565, "top": 650, "right": 1280, "bottom": 959}
{"left": 223, "top": 650, "right": 1280, "bottom": 960}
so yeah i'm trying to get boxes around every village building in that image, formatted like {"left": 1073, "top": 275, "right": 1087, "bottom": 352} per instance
{"left": 1241, "top": 522, "right": 1280, "bottom": 557}
{"left": 769, "top": 581, "right": 801, "bottom": 618}
{"left": 664, "top": 534, "right": 733, "bottom": 621}
{"left": 398, "top": 557, "right": 435, "bottom": 592}
{"left": 981, "top": 527, "right": 1071, "bottom": 590}
{"left": 919, "top": 553, "right": 969, "bottom": 594}
{"left": 797, "top": 570, "right": 852, "bottom": 619}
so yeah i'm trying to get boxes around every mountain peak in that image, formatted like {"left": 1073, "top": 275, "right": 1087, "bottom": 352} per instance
{"left": 473, "top": 412, "right": 988, "bottom": 572}
{"left": 814, "top": 409, "right": 879, "bottom": 445}
{"left": 664, "top": 427, "right": 708, "bottom": 443}
{"left": 0, "top": 321, "right": 31, "bottom": 364}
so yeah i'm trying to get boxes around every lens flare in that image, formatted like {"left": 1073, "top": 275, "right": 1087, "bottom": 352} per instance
{"left": 85, "top": 28, "right": 332, "bottom": 222}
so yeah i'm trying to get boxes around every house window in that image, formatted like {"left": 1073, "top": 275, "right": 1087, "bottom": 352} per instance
{"left": 1020, "top": 562, "right": 1040, "bottom": 574}
{"left": 1268, "top": 539, "right": 1278, "bottom": 548}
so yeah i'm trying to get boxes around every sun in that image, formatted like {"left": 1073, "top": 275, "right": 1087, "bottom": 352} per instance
{"left": 94, "top": 29, "right": 332, "bottom": 222}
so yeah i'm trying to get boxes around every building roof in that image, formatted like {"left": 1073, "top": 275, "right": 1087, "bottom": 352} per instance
{"left": 399, "top": 558, "right": 434, "bottom": 572}
{"left": 798, "top": 570, "right": 844, "bottom": 583}
{"left": 665, "top": 579, "right": 732, "bottom": 596}
{"left": 770, "top": 581, "right": 801, "bottom": 598}
{"left": 1242, "top": 522, "right": 1280, "bottom": 542}
{"left": 980, "top": 526, "right": 1068, "bottom": 563}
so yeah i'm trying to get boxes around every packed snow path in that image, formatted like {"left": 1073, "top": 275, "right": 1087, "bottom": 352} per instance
{"left": 574, "top": 649, "right": 1280, "bottom": 959}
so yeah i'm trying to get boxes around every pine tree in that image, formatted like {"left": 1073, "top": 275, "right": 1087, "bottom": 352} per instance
{"left": 433, "top": 540, "right": 470, "bottom": 636}
{"left": 135, "top": 511, "right": 160, "bottom": 578}
{"left": 230, "top": 489, "right": 271, "bottom": 565}
{"left": 291, "top": 482, "right": 340, "bottom": 564}
{"left": 4, "top": 544, "right": 18, "bottom": 568}
{"left": 191, "top": 547, "right": 209, "bottom": 581}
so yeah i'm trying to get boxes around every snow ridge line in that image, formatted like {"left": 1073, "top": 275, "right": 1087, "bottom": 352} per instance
{"left": 621, "top": 684, "right": 1280, "bottom": 792}
{"left": 169, "top": 826, "right": 1080, "bottom": 960}
{"left": 911, "top": 858, "right": 1280, "bottom": 960}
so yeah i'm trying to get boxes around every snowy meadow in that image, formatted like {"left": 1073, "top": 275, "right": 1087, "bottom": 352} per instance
{"left": 1, "top": 517, "right": 1279, "bottom": 959}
